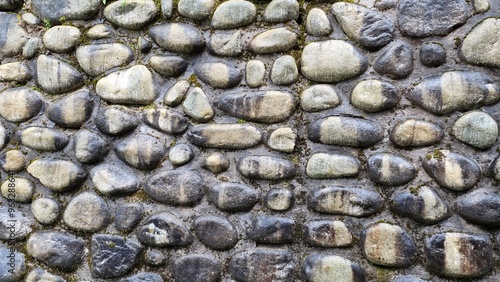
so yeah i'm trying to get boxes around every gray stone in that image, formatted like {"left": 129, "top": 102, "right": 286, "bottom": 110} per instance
{"left": 143, "top": 108, "right": 189, "bottom": 134}
{"left": 266, "top": 188, "right": 293, "bottom": 211}
{"left": 0, "top": 62, "right": 31, "bottom": 82}
{"left": 27, "top": 231, "right": 85, "bottom": 271}
{"left": 207, "top": 30, "right": 243, "bottom": 57}
{"left": 169, "top": 144, "right": 194, "bottom": 166}
{"left": 47, "top": 89, "right": 94, "bottom": 128}
{"left": 150, "top": 23, "right": 204, "bottom": 54}
{"left": 96, "top": 106, "right": 139, "bottom": 136}
{"left": 1, "top": 177, "right": 34, "bottom": 202}
{"left": 351, "top": 80, "right": 399, "bottom": 112}
{"left": 203, "top": 152, "right": 230, "bottom": 173}
{"left": 425, "top": 233, "right": 492, "bottom": 278}
{"left": 461, "top": 18, "right": 500, "bottom": 68}
{"left": 164, "top": 80, "right": 190, "bottom": 106}
{"left": 0, "top": 0, "right": 22, "bottom": 10}
{"left": 28, "top": 159, "right": 86, "bottom": 192}
{"left": 397, "top": 0, "right": 470, "bottom": 37}
{"left": 0, "top": 150, "right": 26, "bottom": 172}
{"left": 193, "top": 215, "right": 238, "bottom": 250}
{"left": 161, "top": 0, "right": 173, "bottom": 18}
{"left": 63, "top": 191, "right": 111, "bottom": 232}
{"left": 308, "top": 187, "right": 383, "bottom": 217}
{"left": 178, "top": 0, "right": 214, "bottom": 21}
{"left": 208, "top": 182, "right": 259, "bottom": 212}
{"left": 420, "top": 42, "right": 446, "bottom": 67}
{"left": 32, "top": 0, "right": 101, "bottom": 24}
{"left": 246, "top": 60, "right": 265, "bottom": 88}
{"left": 18, "top": 127, "right": 69, "bottom": 151}
{"left": 367, "top": 153, "right": 416, "bottom": 186}
{"left": 145, "top": 170, "right": 204, "bottom": 206}
{"left": 137, "top": 212, "right": 193, "bottom": 247}
{"left": 300, "top": 84, "right": 341, "bottom": 112}
{"left": 304, "top": 254, "right": 365, "bottom": 282}
{"left": 270, "top": 55, "right": 298, "bottom": 85}
{"left": 43, "top": 25, "right": 81, "bottom": 53}
{"left": 0, "top": 87, "right": 43, "bottom": 122}
{"left": 115, "top": 203, "right": 144, "bottom": 233}
{"left": 373, "top": 41, "right": 413, "bottom": 79}
{"left": 390, "top": 119, "right": 444, "bottom": 147}
{"left": 195, "top": 61, "right": 242, "bottom": 89}
{"left": 452, "top": 111, "right": 498, "bottom": 149}
{"left": 76, "top": 43, "right": 134, "bottom": 76}
{"left": 301, "top": 40, "right": 368, "bottom": 83}
{"left": 306, "top": 8, "right": 332, "bottom": 36}
{"left": 0, "top": 14, "right": 28, "bottom": 60}
{"left": 229, "top": 249, "right": 294, "bottom": 282}
{"left": 22, "top": 37, "right": 41, "bottom": 59}
{"left": 211, "top": 0, "right": 256, "bottom": 29}
{"left": 0, "top": 124, "right": 6, "bottom": 150}
{"left": 309, "top": 116, "right": 383, "bottom": 148}
{"left": 149, "top": 55, "right": 188, "bottom": 77}
{"left": 306, "top": 152, "right": 360, "bottom": 179}
{"left": 86, "top": 24, "right": 115, "bottom": 39}
{"left": 104, "top": 0, "right": 158, "bottom": 30}
{"left": 263, "top": 0, "right": 299, "bottom": 23}
{"left": 115, "top": 135, "right": 166, "bottom": 170}
{"left": 219, "top": 91, "right": 295, "bottom": 123}
{"left": 36, "top": 55, "right": 84, "bottom": 94}
{"left": 362, "top": 223, "right": 416, "bottom": 267}
{"left": 74, "top": 130, "right": 109, "bottom": 163}
{"left": 91, "top": 234, "right": 142, "bottom": 279}
{"left": 303, "top": 220, "right": 353, "bottom": 247}
{"left": 248, "top": 28, "right": 297, "bottom": 54}
{"left": 138, "top": 36, "right": 152, "bottom": 53}
{"left": 96, "top": 65, "right": 156, "bottom": 105}
{"left": 22, "top": 13, "right": 40, "bottom": 25}
{"left": 391, "top": 186, "right": 449, "bottom": 224}
{"left": 248, "top": 215, "right": 294, "bottom": 244}
{"left": 392, "top": 276, "right": 426, "bottom": 282}
{"left": 182, "top": 87, "right": 214, "bottom": 122}
{"left": 145, "top": 249, "right": 165, "bottom": 266}
{"left": 332, "top": 2, "right": 394, "bottom": 49}
{"left": 121, "top": 272, "right": 164, "bottom": 282}
{"left": 174, "top": 255, "right": 221, "bottom": 282}
{"left": 31, "top": 197, "right": 60, "bottom": 225}
{"left": 187, "top": 124, "right": 262, "bottom": 149}
{"left": 267, "top": 127, "right": 296, "bottom": 153}
{"left": 25, "top": 268, "right": 65, "bottom": 282}
{"left": 237, "top": 155, "right": 296, "bottom": 180}
{"left": 0, "top": 206, "right": 32, "bottom": 240}
{"left": 423, "top": 150, "right": 481, "bottom": 191}
{"left": 473, "top": 0, "right": 490, "bottom": 13}
{"left": 90, "top": 164, "right": 140, "bottom": 196}
{"left": 457, "top": 188, "right": 500, "bottom": 227}
{"left": 489, "top": 155, "right": 500, "bottom": 181}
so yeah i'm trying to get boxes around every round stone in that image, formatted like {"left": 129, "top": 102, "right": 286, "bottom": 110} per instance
{"left": 193, "top": 215, "right": 238, "bottom": 250}
{"left": 0, "top": 87, "right": 43, "bottom": 123}
{"left": 149, "top": 23, "right": 205, "bottom": 54}
{"left": 73, "top": 130, "right": 109, "bottom": 164}
{"left": 263, "top": 0, "right": 299, "bottom": 23}
{"left": 237, "top": 155, "right": 296, "bottom": 180}
{"left": 452, "top": 111, "right": 498, "bottom": 149}
{"left": 18, "top": 127, "right": 69, "bottom": 152}
{"left": 0, "top": 150, "right": 27, "bottom": 172}
{"left": 63, "top": 192, "right": 111, "bottom": 232}
{"left": 304, "top": 254, "right": 365, "bottom": 282}
{"left": 0, "top": 14, "right": 28, "bottom": 60}
{"left": 420, "top": 42, "right": 446, "bottom": 67}
{"left": 247, "top": 215, "right": 295, "bottom": 244}
{"left": 91, "top": 234, "right": 142, "bottom": 279}
{"left": 136, "top": 212, "right": 193, "bottom": 247}
{"left": 36, "top": 55, "right": 84, "bottom": 94}
{"left": 203, "top": 152, "right": 229, "bottom": 173}
{"left": 1, "top": 177, "right": 34, "bottom": 203}
{"left": 145, "top": 170, "right": 204, "bottom": 206}
{"left": 27, "top": 159, "right": 87, "bottom": 192}
{"left": 300, "top": 84, "right": 341, "bottom": 112}
{"left": 461, "top": 18, "right": 500, "bottom": 68}
{"left": 267, "top": 127, "right": 296, "bottom": 153}
{"left": 0, "top": 206, "right": 32, "bottom": 240}
{"left": 306, "top": 8, "right": 332, "bottom": 36}
{"left": 265, "top": 188, "right": 293, "bottom": 211}
{"left": 31, "top": 0, "right": 101, "bottom": 24}
{"left": 457, "top": 188, "right": 500, "bottom": 227}
{"left": 246, "top": 59, "right": 265, "bottom": 88}
{"left": 308, "top": 187, "right": 383, "bottom": 217}
{"left": 31, "top": 198, "right": 60, "bottom": 225}
{"left": 207, "top": 30, "right": 243, "bottom": 57}
{"left": 22, "top": 13, "right": 40, "bottom": 25}
{"left": 138, "top": 36, "right": 152, "bottom": 52}
{"left": 351, "top": 80, "right": 399, "bottom": 112}
{"left": 208, "top": 182, "right": 259, "bottom": 212}
{"left": 149, "top": 55, "right": 188, "bottom": 77}
{"left": 169, "top": 144, "right": 194, "bottom": 166}
{"left": 143, "top": 108, "right": 190, "bottom": 135}
{"left": 103, "top": 0, "right": 158, "bottom": 30}
{"left": 25, "top": 268, "right": 64, "bottom": 282}
{"left": 211, "top": 0, "right": 256, "bottom": 29}
{"left": 43, "top": 25, "right": 81, "bottom": 53}
{"left": 270, "top": 55, "right": 298, "bottom": 85}
{"left": 367, "top": 153, "right": 417, "bottom": 186}
{"left": 0, "top": 62, "right": 31, "bottom": 82}
{"left": 178, "top": 0, "right": 214, "bottom": 21}
{"left": 23, "top": 37, "right": 41, "bottom": 59}
{"left": 187, "top": 124, "right": 262, "bottom": 149}
{"left": 229, "top": 249, "right": 293, "bottom": 281}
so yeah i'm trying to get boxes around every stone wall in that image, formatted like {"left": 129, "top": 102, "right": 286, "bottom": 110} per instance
{"left": 0, "top": 0, "right": 500, "bottom": 281}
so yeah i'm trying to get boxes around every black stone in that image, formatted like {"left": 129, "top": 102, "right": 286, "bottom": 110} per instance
{"left": 208, "top": 182, "right": 259, "bottom": 212}
{"left": 174, "top": 255, "right": 221, "bottom": 282}
{"left": 367, "top": 153, "right": 417, "bottom": 186}
{"left": 229, "top": 248, "right": 294, "bottom": 282}
{"left": 457, "top": 188, "right": 500, "bottom": 227}
{"left": 247, "top": 215, "right": 295, "bottom": 244}
{"left": 420, "top": 42, "right": 446, "bottom": 67}
{"left": 373, "top": 41, "right": 413, "bottom": 79}
{"left": 115, "top": 203, "right": 144, "bottom": 232}
{"left": 91, "top": 234, "right": 142, "bottom": 279}
{"left": 145, "top": 170, "right": 204, "bottom": 206}
{"left": 136, "top": 212, "right": 193, "bottom": 247}
{"left": 193, "top": 215, "right": 238, "bottom": 250}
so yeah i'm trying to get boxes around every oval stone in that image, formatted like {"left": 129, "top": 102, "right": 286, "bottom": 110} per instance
{"left": 187, "top": 124, "right": 262, "bottom": 149}
{"left": 36, "top": 55, "right": 84, "bottom": 94}
{"left": 178, "top": 0, "right": 214, "bottom": 21}
{"left": 103, "top": 0, "right": 158, "bottom": 30}
{"left": 115, "top": 203, "right": 144, "bottom": 233}
{"left": 90, "top": 164, "right": 140, "bottom": 196}
{"left": 0, "top": 62, "right": 31, "bottom": 83}
{"left": 390, "top": 119, "right": 444, "bottom": 147}
{"left": 76, "top": 43, "right": 134, "bottom": 76}
{"left": 461, "top": 18, "right": 500, "bottom": 68}
{"left": 95, "top": 106, "right": 139, "bottom": 136}
{"left": 367, "top": 153, "right": 417, "bottom": 186}
{"left": 149, "top": 55, "right": 188, "bottom": 77}
{"left": 457, "top": 188, "right": 500, "bottom": 227}
{"left": 263, "top": 0, "right": 299, "bottom": 23}
{"left": 304, "top": 254, "right": 365, "bottom": 282}
{"left": 303, "top": 220, "right": 353, "bottom": 247}
{"left": 309, "top": 116, "right": 383, "bottom": 148}
{"left": 229, "top": 249, "right": 294, "bottom": 282}
{"left": 115, "top": 135, "right": 166, "bottom": 170}
{"left": 351, "top": 80, "right": 399, "bottom": 112}
{"left": 306, "top": 152, "right": 360, "bottom": 179}
{"left": 164, "top": 80, "right": 190, "bottom": 106}
{"left": 18, "top": 127, "right": 69, "bottom": 151}
{"left": 143, "top": 108, "right": 190, "bottom": 134}
{"left": 248, "top": 28, "right": 297, "bottom": 54}
{"left": 145, "top": 170, "right": 204, "bottom": 206}
{"left": 0, "top": 87, "right": 43, "bottom": 122}
{"left": 237, "top": 155, "right": 296, "bottom": 180}
{"left": 211, "top": 0, "right": 256, "bottom": 29}
{"left": 31, "top": 0, "right": 101, "bottom": 24}
{"left": 194, "top": 61, "right": 242, "bottom": 89}
{"left": 28, "top": 159, "right": 86, "bottom": 192}
{"left": 452, "top": 111, "right": 498, "bottom": 149}
{"left": 137, "top": 212, "right": 193, "bottom": 247}
{"left": 207, "top": 30, "right": 243, "bottom": 57}
{"left": 267, "top": 127, "right": 296, "bottom": 153}
{"left": 43, "top": 26, "right": 81, "bottom": 53}
{"left": 373, "top": 41, "right": 414, "bottom": 79}
{"left": 46, "top": 89, "right": 94, "bottom": 128}
{"left": 391, "top": 186, "right": 449, "bottom": 224}
{"left": 193, "top": 215, "right": 238, "bottom": 250}
{"left": 1, "top": 177, "right": 34, "bottom": 203}
{"left": 306, "top": 8, "right": 332, "bottom": 36}
{"left": 208, "top": 182, "right": 259, "bottom": 212}
{"left": 308, "top": 187, "right": 383, "bottom": 217}
{"left": 300, "top": 84, "right": 341, "bottom": 112}
{"left": 149, "top": 23, "right": 204, "bottom": 54}
{"left": 247, "top": 215, "right": 295, "bottom": 244}
{"left": 174, "top": 255, "right": 221, "bottom": 282}
{"left": 63, "top": 192, "right": 111, "bottom": 232}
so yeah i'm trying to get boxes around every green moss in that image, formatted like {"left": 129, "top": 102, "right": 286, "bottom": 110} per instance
{"left": 187, "top": 74, "right": 201, "bottom": 87}
{"left": 409, "top": 186, "right": 421, "bottom": 196}
{"left": 126, "top": 189, "right": 150, "bottom": 203}
{"left": 43, "top": 18, "right": 51, "bottom": 29}
{"left": 106, "top": 241, "right": 116, "bottom": 248}
{"left": 236, "top": 118, "right": 246, "bottom": 124}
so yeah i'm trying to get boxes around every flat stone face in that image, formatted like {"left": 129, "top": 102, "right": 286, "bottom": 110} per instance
{"left": 104, "top": 0, "right": 158, "bottom": 30}
{"left": 91, "top": 234, "right": 142, "bottom": 279}
{"left": 308, "top": 187, "right": 383, "bottom": 217}
{"left": 211, "top": 0, "right": 256, "bottom": 29}
{"left": 0, "top": 13, "right": 28, "bottom": 60}
{"left": 301, "top": 84, "right": 341, "bottom": 112}
{"left": 27, "top": 159, "right": 86, "bottom": 192}
{"left": 457, "top": 188, "right": 500, "bottom": 227}
{"left": 18, "top": 127, "right": 69, "bottom": 151}
{"left": 178, "top": 0, "right": 214, "bottom": 21}
{"left": 263, "top": 0, "right": 299, "bottom": 23}
{"left": 32, "top": 0, "right": 101, "bottom": 23}
{"left": 149, "top": 55, "right": 188, "bottom": 77}
{"left": 149, "top": 23, "right": 205, "bottom": 54}
{"left": 96, "top": 107, "right": 139, "bottom": 136}
{"left": 143, "top": 108, "right": 190, "bottom": 134}
{"left": 208, "top": 182, "right": 259, "bottom": 212}
{"left": 36, "top": 55, "right": 84, "bottom": 94}
{"left": 247, "top": 215, "right": 295, "bottom": 244}
{"left": 47, "top": 89, "right": 94, "bottom": 128}
{"left": 391, "top": 186, "right": 449, "bottom": 224}
{"left": 63, "top": 192, "right": 111, "bottom": 232}
{"left": 351, "top": 80, "right": 399, "bottom": 112}
{"left": 187, "top": 124, "right": 262, "bottom": 149}
{"left": 248, "top": 28, "right": 297, "bottom": 54}
{"left": 237, "top": 155, "right": 296, "bottom": 180}
{"left": 373, "top": 41, "right": 414, "bottom": 79}
{"left": 306, "top": 8, "right": 332, "bottom": 36}
{"left": 306, "top": 152, "right": 360, "bottom": 179}
{"left": 461, "top": 18, "right": 500, "bottom": 68}
{"left": 115, "top": 135, "right": 166, "bottom": 170}
{"left": 115, "top": 203, "right": 143, "bottom": 232}
{"left": 303, "top": 220, "right": 353, "bottom": 247}
{"left": 194, "top": 61, "right": 242, "bottom": 89}
{"left": 145, "top": 170, "right": 204, "bottom": 206}
{"left": 0, "top": 87, "right": 43, "bottom": 122}
{"left": 367, "top": 153, "right": 417, "bottom": 186}
{"left": 451, "top": 111, "right": 498, "bottom": 149}
{"left": 229, "top": 249, "right": 294, "bottom": 282}
{"left": 76, "top": 43, "right": 134, "bottom": 76}
{"left": 174, "top": 255, "right": 221, "bottom": 282}
{"left": 43, "top": 26, "right": 81, "bottom": 53}
{"left": 208, "top": 30, "right": 243, "bottom": 57}
{"left": 425, "top": 233, "right": 492, "bottom": 278}
{"left": 90, "top": 164, "right": 140, "bottom": 196}
{"left": 136, "top": 212, "right": 193, "bottom": 247}
{"left": 193, "top": 215, "right": 238, "bottom": 250}
{"left": 390, "top": 119, "right": 444, "bottom": 147}
{"left": 303, "top": 254, "right": 365, "bottom": 282}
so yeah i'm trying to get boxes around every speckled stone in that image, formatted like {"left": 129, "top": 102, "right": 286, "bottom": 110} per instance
{"left": 193, "top": 215, "right": 238, "bottom": 250}
{"left": 0, "top": 206, "right": 32, "bottom": 240}
{"left": 461, "top": 18, "right": 500, "bottom": 68}
{"left": 270, "top": 55, "right": 298, "bottom": 85}
{"left": 174, "top": 255, "right": 221, "bottom": 282}
{"left": 115, "top": 203, "right": 144, "bottom": 233}
{"left": 248, "top": 28, "right": 297, "bottom": 54}
{"left": 115, "top": 135, "right": 167, "bottom": 170}
{"left": 267, "top": 127, "right": 296, "bottom": 153}
{"left": 237, "top": 155, "right": 296, "bottom": 180}
{"left": 63, "top": 191, "right": 111, "bottom": 232}
{"left": 265, "top": 188, "right": 293, "bottom": 211}
{"left": 1, "top": 177, "right": 34, "bottom": 203}
{"left": 145, "top": 249, "right": 166, "bottom": 266}
{"left": 451, "top": 111, "right": 498, "bottom": 149}
{"left": 457, "top": 188, "right": 500, "bottom": 227}
{"left": 351, "top": 80, "right": 399, "bottom": 112}
{"left": 229, "top": 249, "right": 294, "bottom": 282}
{"left": 308, "top": 187, "right": 383, "bottom": 217}
{"left": 145, "top": 170, "right": 204, "bottom": 206}
{"left": 0, "top": 62, "right": 31, "bottom": 82}
{"left": 303, "top": 254, "right": 365, "bottom": 282}
{"left": 27, "top": 159, "right": 86, "bottom": 192}
{"left": 187, "top": 124, "right": 262, "bottom": 149}
{"left": 168, "top": 144, "right": 194, "bottom": 166}
{"left": 208, "top": 182, "right": 259, "bottom": 212}
{"left": 306, "top": 8, "right": 332, "bottom": 36}
{"left": 391, "top": 186, "right": 449, "bottom": 224}
{"left": 367, "top": 153, "right": 416, "bottom": 186}
{"left": 390, "top": 119, "right": 444, "bottom": 147}
{"left": 137, "top": 212, "right": 193, "bottom": 247}
{"left": 303, "top": 220, "right": 353, "bottom": 247}
{"left": 300, "top": 84, "right": 341, "bottom": 112}
{"left": 31, "top": 198, "right": 60, "bottom": 225}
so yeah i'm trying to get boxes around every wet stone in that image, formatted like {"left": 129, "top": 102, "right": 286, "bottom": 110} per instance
{"left": 86, "top": 24, "right": 115, "bottom": 39}
{"left": 248, "top": 28, "right": 297, "bottom": 54}
{"left": 303, "top": 254, "right": 365, "bottom": 282}
{"left": 0, "top": 14, "right": 28, "bottom": 60}
{"left": 248, "top": 215, "right": 294, "bottom": 244}
{"left": 121, "top": 272, "right": 164, "bottom": 282}
{"left": 390, "top": 119, "right": 444, "bottom": 147}
{"left": 43, "top": 25, "right": 81, "bottom": 53}
{"left": 270, "top": 55, "right": 298, "bottom": 85}
{"left": 47, "top": 89, "right": 94, "bottom": 128}
{"left": 193, "top": 215, "right": 238, "bottom": 250}
{"left": 461, "top": 18, "right": 500, "bottom": 68}
{"left": 203, "top": 152, "right": 230, "bottom": 173}
{"left": 115, "top": 135, "right": 166, "bottom": 170}
{"left": 0, "top": 150, "right": 26, "bottom": 172}
{"left": 174, "top": 255, "right": 221, "bottom": 282}
{"left": 1, "top": 177, "right": 34, "bottom": 203}
{"left": 211, "top": 0, "right": 256, "bottom": 29}
{"left": 425, "top": 233, "right": 492, "bottom": 278}
{"left": 219, "top": 91, "right": 295, "bottom": 123}
{"left": 373, "top": 41, "right": 414, "bottom": 79}
{"left": 306, "top": 152, "right": 360, "bottom": 179}
{"left": 0, "top": 62, "right": 31, "bottom": 82}
{"left": 306, "top": 8, "right": 332, "bottom": 36}
{"left": 104, "top": 0, "right": 158, "bottom": 30}
{"left": 423, "top": 150, "right": 481, "bottom": 191}
{"left": 115, "top": 203, "right": 144, "bottom": 233}
{"left": 300, "top": 84, "right": 341, "bottom": 112}
{"left": 27, "top": 231, "right": 85, "bottom": 271}
{"left": 303, "top": 219, "right": 353, "bottom": 247}
{"left": 178, "top": 0, "right": 214, "bottom": 21}
{"left": 18, "top": 127, "right": 69, "bottom": 151}
{"left": 96, "top": 107, "right": 139, "bottom": 136}
{"left": 309, "top": 116, "right": 383, "bottom": 148}
{"left": 27, "top": 159, "right": 86, "bottom": 192}
{"left": 367, "top": 153, "right": 416, "bottom": 186}
{"left": 31, "top": 0, "right": 101, "bottom": 24}
{"left": 397, "top": 0, "right": 470, "bottom": 37}
{"left": 36, "top": 55, "right": 84, "bottom": 94}
{"left": 194, "top": 61, "right": 242, "bottom": 89}
{"left": 246, "top": 59, "right": 265, "bottom": 88}
{"left": 145, "top": 249, "right": 165, "bottom": 266}
{"left": 137, "top": 212, "right": 193, "bottom": 247}
{"left": 0, "top": 87, "right": 43, "bottom": 122}
{"left": 164, "top": 80, "right": 190, "bottom": 106}
{"left": 0, "top": 206, "right": 32, "bottom": 240}
{"left": 73, "top": 130, "right": 109, "bottom": 164}
{"left": 263, "top": 0, "right": 299, "bottom": 23}
{"left": 187, "top": 124, "right": 262, "bottom": 149}
{"left": 308, "top": 187, "right": 383, "bottom": 217}
{"left": 22, "top": 37, "right": 41, "bottom": 59}
{"left": 0, "top": 0, "right": 22, "bottom": 10}
{"left": 169, "top": 144, "right": 194, "bottom": 166}
{"left": 145, "top": 170, "right": 204, "bottom": 206}
{"left": 90, "top": 164, "right": 140, "bottom": 196}
{"left": 207, "top": 30, "right": 243, "bottom": 57}
{"left": 149, "top": 55, "right": 188, "bottom": 77}
{"left": 25, "top": 268, "right": 64, "bottom": 282}
{"left": 237, "top": 155, "right": 296, "bottom": 180}
{"left": 63, "top": 191, "right": 111, "bottom": 232}
{"left": 149, "top": 23, "right": 204, "bottom": 54}
{"left": 143, "top": 108, "right": 189, "bottom": 134}
{"left": 391, "top": 186, "right": 449, "bottom": 224}
{"left": 208, "top": 182, "right": 259, "bottom": 212}
{"left": 182, "top": 87, "right": 214, "bottom": 122}
{"left": 229, "top": 248, "right": 294, "bottom": 282}
{"left": 351, "top": 80, "right": 399, "bottom": 112}
{"left": 420, "top": 42, "right": 446, "bottom": 67}
{"left": 91, "top": 234, "right": 142, "bottom": 279}
{"left": 452, "top": 111, "right": 498, "bottom": 149}
{"left": 332, "top": 2, "right": 394, "bottom": 50}
{"left": 457, "top": 188, "right": 500, "bottom": 227}
{"left": 76, "top": 43, "right": 134, "bottom": 76}
{"left": 96, "top": 65, "right": 155, "bottom": 105}
{"left": 266, "top": 188, "right": 293, "bottom": 211}
{"left": 267, "top": 127, "right": 296, "bottom": 153}
{"left": 31, "top": 197, "right": 60, "bottom": 225}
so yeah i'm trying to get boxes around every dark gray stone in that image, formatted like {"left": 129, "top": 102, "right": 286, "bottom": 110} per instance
{"left": 121, "top": 272, "right": 164, "bottom": 282}
{"left": 90, "top": 164, "right": 140, "bottom": 196}
{"left": 103, "top": 0, "right": 158, "bottom": 30}
{"left": 74, "top": 130, "right": 109, "bottom": 163}
{"left": 36, "top": 55, "right": 84, "bottom": 94}
{"left": 27, "top": 159, "right": 86, "bottom": 192}
{"left": 187, "top": 124, "right": 262, "bottom": 149}
{"left": 457, "top": 188, "right": 500, "bottom": 227}
{"left": 76, "top": 43, "right": 134, "bottom": 76}
{"left": 391, "top": 186, "right": 449, "bottom": 224}
{"left": 0, "top": 206, "right": 32, "bottom": 240}
{"left": 0, "top": 13, "right": 28, "bottom": 60}
{"left": 390, "top": 119, "right": 444, "bottom": 147}
{"left": 149, "top": 23, "right": 204, "bottom": 54}
{"left": 237, "top": 155, "right": 296, "bottom": 180}
{"left": 115, "top": 203, "right": 144, "bottom": 233}
{"left": 0, "top": 87, "right": 43, "bottom": 123}
{"left": 248, "top": 215, "right": 294, "bottom": 244}
{"left": 304, "top": 254, "right": 365, "bottom": 282}
{"left": 194, "top": 61, "right": 242, "bottom": 89}
{"left": 308, "top": 187, "right": 383, "bottom": 217}
{"left": 194, "top": 215, "right": 238, "bottom": 250}
{"left": 367, "top": 153, "right": 416, "bottom": 186}
{"left": 208, "top": 182, "right": 259, "bottom": 212}
{"left": 373, "top": 41, "right": 414, "bottom": 79}
{"left": 145, "top": 170, "right": 204, "bottom": 206}
{"left": 303, "top": 219, "right": 353, "bottom": 247}
{"left": 229, "top": 248, "right": 294, "bottom": 282}
{"left": 174, "top": 255, "right": 221, "bottom": 282}
{"left": 149, "top": 55, "right": 188, "bottom": 77}
{"left": 420, "top": 42, "right": 446, "bottom": 67}
{"left": 143, "top": 108, "right": 189, "bottom": 134}
{"left": 63, "top": 192, "right": 111, "bottom": 232}
{"left": 91, "top": 234, "right": 142, "bottom": 279}
{"left": 136, "top": 212, "right": 193, "bottom": 247}
{"left": 145, "top": 249, "right": 165, "bottom": 266}
{"left": 115, "top": 135, "right": 166, "bottom": 170}
{"left": 32, "top": 0, "right": 101, "bottom": 24}
{"left": 138, "top": 36, "right": 152, "bottom": 52}
{"left": 0, "top": 0, "right": 23, "bottom": 10}
{"left": 18, "top": 127, "right": 68, "bottom": 152}
{"left": 96, "top": 107, "right": 139, "bottom": 136}
{"left": 351, "top": 80, "right": 399, "bottom": 112}
{"left": 211, "top": 0, "right": 256, "bottom": 29}
{"left": 47, "top": 89, "right": 94, "bottom": 128}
